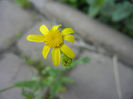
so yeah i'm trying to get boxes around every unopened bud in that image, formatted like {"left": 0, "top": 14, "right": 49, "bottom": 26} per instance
{"left": 61, "top": 55, "right": 72, "bottom": 66}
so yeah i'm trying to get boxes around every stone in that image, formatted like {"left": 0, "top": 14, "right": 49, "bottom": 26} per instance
{"left": 0, "top": 0, "right": 34, "bottom": 50}
{"left": 0, "top": 53, "right": 35, "bottom": 99}
{"left": 17, "top": 19, "right": 80, "bottom": 66}
{"left": 60, "top": 51, "right": 133, "bottom": 99}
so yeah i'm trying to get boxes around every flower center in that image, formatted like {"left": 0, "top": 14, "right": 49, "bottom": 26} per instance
{"left": 44, "top": 30, "right": 63, "bottom": 48}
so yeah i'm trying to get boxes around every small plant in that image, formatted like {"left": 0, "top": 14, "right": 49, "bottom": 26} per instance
{"left": 0, "top": 24, "right": 90, "bottom": 99}
{"left": 0, "top": 56, "right": 89, "bottom": 99}
{"left": 14, "top": 0, "right": 31, "bottom": 8}
{"left": 14, "top": 67, "right": 74, "bottom": 99}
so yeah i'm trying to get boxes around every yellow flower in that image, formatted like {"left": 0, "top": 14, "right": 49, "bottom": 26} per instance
{"left": 27, "top": 24, "right": 75, "bottom": 66}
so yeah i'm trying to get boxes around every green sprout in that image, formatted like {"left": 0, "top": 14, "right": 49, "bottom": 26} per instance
{"left": 14, "top": 0, "right": 31, "bottom": 8}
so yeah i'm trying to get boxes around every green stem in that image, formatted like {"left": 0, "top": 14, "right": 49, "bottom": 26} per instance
{"left": 0, "top": 86, "right": 16, "bottom": 93}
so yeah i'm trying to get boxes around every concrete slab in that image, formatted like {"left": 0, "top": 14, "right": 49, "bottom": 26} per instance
{"left": 0, "top": 0, "right": 34, "bottom": 50}
{"left": 0, "top": 53, "right": 35, "bottom": 99}
{"left": 60, "top": 51, "right": 133, "bottom": 99}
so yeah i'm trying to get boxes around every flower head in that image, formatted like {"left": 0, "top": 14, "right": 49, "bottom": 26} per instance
{"left": 27, "top": 24, "right": 75, "bottom": 66}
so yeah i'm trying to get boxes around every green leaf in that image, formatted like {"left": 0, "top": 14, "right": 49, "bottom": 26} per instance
{"left": 14, "top": 80, "right": 37, "bottom": 88}
{"left": 15, "top": 0, "right": 31, "bottom": 8}
{"left": 72, "top": 57, "right": 90, "bottom": 66}
{"left": 112, "top": 2, "right": 133, "bottom": 21}
{"left": 21, "top": 88, "right": 34, "bottom": 99}
{"left": 87, "top": 0, "right": 107, "bottom": 17}
{"left": 41, "top": 67, "right": 50, "bottom": 75}
{"left": 69, "top": 0, "right": 77, "bottom": 4}
{"left": 60, "top": 77, "right": 74, "bottom": 84}
{"left": 42, "top": 67, "right": 60, "bottom": 76}
{"left": 100, "top": 1, "right": 115, "bottom": 17}
{"left": 49, "top": 83, "right": 59, "bottom": 98}
{"left": 125, "top": 18, "right": 133, "bottom": 30}
{"left": 89, "top": 6, "right": 100, "bottom": 17}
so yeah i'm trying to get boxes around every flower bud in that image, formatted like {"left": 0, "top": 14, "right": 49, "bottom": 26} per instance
{"left": 61, "top": 55, "right": 72, "bottom": 66}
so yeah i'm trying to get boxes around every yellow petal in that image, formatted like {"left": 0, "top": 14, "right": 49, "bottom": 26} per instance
{"left": 52, "top": 48, "right": 60, "bottom": 66}
{"left": 61, "top": 44, "right": 75, "bottom": 58}
{"left": 42, "top": 45, "right": 50, "bottom": 59}
{"left": 52, "top": 24, "right": 62, "bottom": 31}
{"left": 64, "top": 35, "right": 75, "bottom": 43}
{"left": 27, "top": 34, "right": 45, "bottom": 42}
{"left": 61, "top": 28, "right": 74, "bottom": 35}
{"left": 40, "top": 24, "right": 49, "bottom": 35}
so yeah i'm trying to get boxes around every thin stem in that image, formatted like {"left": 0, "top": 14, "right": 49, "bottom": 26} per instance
{"left": 0, "top": 86, "right": 16, "bottom": 93}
